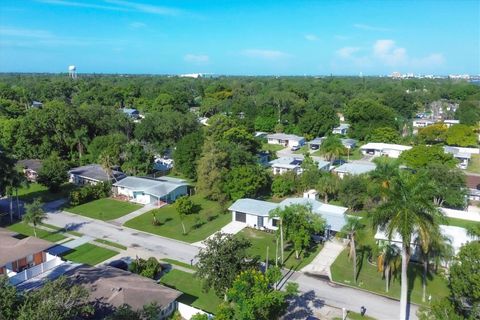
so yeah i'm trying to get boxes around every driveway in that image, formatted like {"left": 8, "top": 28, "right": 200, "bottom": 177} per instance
{"left": 301, "top": 239, "right": 346, "bottom": 280}
{"left": 191, "top": 221, "right": 246, "bottom": 248}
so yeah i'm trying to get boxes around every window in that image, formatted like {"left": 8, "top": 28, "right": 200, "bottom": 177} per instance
{"left": 272, "top": 218, "right": 279, "bottom": 227}
{"left": 235, "top": 212, "right": 246, "bottom": 223}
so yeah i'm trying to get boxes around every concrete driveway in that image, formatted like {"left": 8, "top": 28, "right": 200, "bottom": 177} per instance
{"left": 192, "top": 221, "right": 246, "bottom": 248}
{"left": 301, "top": 239, "right": 346, "bottom": 280}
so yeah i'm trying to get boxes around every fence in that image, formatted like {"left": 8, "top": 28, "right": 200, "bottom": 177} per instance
{"left": 177, "top": 302, "right": 213, "bottom": 320}
{"left": 9, "top": 256, "right": 64, "bottom": 285}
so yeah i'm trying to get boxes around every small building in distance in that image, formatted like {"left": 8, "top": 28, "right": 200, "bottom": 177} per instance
{"left": 412, "top": 119, "right": 435, "bottom": 128}
{"left": 360, "top": 143, "right": 412, "bottom": 158}
{"left": 332, "top": 123, "right": 350, "bottom": 135}
{"left": 266, "top": 133, "right": 305, "bottom": 148}
{"left": 112, "top": 176, "right": 188, "bottom": 205}
{"left": 443, "top": 119, "right": 460, "bottom": 128}
{"left": 333, "top": 162, "right": 377, "bottom": 179}
{"left": 17, "top": 159, "right": 42, "bottom": 182}
{"left": 68, "top": 164, "right": 126, "bottom": 186}
{"left": 122, "top": 108, "right": 140, "bottom": 119}
{"left": 30, "top": 101, "right": 43, "bottom": 109}
{"left": 269, "top": 156, "right": 330, "bottom": 175}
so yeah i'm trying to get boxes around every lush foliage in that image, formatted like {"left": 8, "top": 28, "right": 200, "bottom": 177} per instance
{"left": 69, "top": 182, "right": 111, "bottom": 206}
{"left": 37, "top": 152, "right": 68, "bottom": 192}
{"left": 173, "top": 131, "right": 204, "bottom": 180}
{"left": 399, "top": 145, "right": 456, "bottom": 169}
{"left": 129, "top": 257, "right": 162, "bottom": 279}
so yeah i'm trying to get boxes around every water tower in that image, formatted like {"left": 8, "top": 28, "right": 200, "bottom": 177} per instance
{"left": 68, "top": 65, "right": 77, "bottom": 79}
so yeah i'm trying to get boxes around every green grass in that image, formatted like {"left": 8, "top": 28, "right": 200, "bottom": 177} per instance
{"left": 160, "top": 269, "right": 222, "bottom": 314}
{"left": 467, "top": 154, "right": 480, "bottom": 174}
{"left": 61, "top": 243, "right": 118, "bottom": 265}
{"left": 237, "top": 228, "right": 323, "bottom": 271}
{"left": 17, "top": 183, "right": 76, "bottom": 203}
{"left": 161, "top": 258, "right": 196, "bottom": 270}
{"left": 39, "top": 222, "right": 83, "bottom": 237}
{"left": 124, "top": 194, "right": 230, "bottom": 243}
{"left": 94, "top": 238, "right": 127, "bottom": 250}
{"left": 445, "top": 217, "right": 479, "bottom": 229}
{"left": 334, "top": 311, "right": 377, "bottom": 320}
{"left": 7, "top": 222, "right": 67, "bottom": 242}
{"left": 67, "top": 198, "right": 142, "bottom": 221}
{"left": 261, "top": 142, "right": 285, "bottom": 153}
{"left": 292, "top": 145, "right": 310, "bottom": 154}
{"left": 330, "top": 249, "right": 449, "bottom": 306}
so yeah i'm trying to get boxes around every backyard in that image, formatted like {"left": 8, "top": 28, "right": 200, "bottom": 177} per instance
{"left": 67, "top": 198, "right": 142, "bottom": 221}
{"left": 237, "top": 228, "right": 323, "bottom": 271}
{"left": 60, "top": 243, "right": 118, "bottom": 265}
{"left": 160, "top": 269, "right": 222, "bottom": 314}
{"left": 330, "top": 249, "right": 449, "bottom": 305}
{"left": 124, "top": 194, "right": 230, "bottom": 243}
{"left": 17, "top": 183, "right": 76, "bottom": 203}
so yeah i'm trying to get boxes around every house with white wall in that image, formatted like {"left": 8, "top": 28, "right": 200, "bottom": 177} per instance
{"left": 266, "top": 133, "right": 305, "bottom": 148}
{"left": 332, "top": 124, "right": 350, "bottom": 135}
{"left": 333, "top": 162, "right": 377, "bottom": 179}
{"left": 269, "top": 157, "right": 330, "bottom": 175}
{"left": 360, "top": 143, "right": 412, "bottom": 158}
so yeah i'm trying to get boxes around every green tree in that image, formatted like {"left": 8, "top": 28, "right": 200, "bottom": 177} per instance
{"left": 316, "top": 173, "right": 340, "bottom": 203}
{"left": 420, "top": 163, "right": 467, "bottom": 208}
{"left": 455, "top": 100, "right": 480, "bottom": 126}
{"left": 339, "top": 217, "right": 365, "bottom": 284}
{"left": 399, "top": 145, "right": 456, "bottom": 169}
{"left": 338, "top": 175, "right": 369, "bottom": 211}
{"left": 222, "top": 165, "right": 269, "bottom": 200}
{"left": 319, "top": 135, "right": 345, "bottom": 163}
{"left": 372, "top": 171, "right": 443, "bottom": 320}
{"left": 367, "top": 127, "right": 401, "bottom": 144}
{"left": 298, "top": 105, "right": 339, "bottom": 137}
{"left": 121, "top": 141, "right": 152, "bottom": 176}
{"left": 72, "top": 127, "right": 89, "bottom": 161}
{"left": 376, "top": 242, "right": 401, "bottom": 293}
{"left": 271, "top": 172, "right": 296, "bottom": 198}
{"left": 417, "top": 123, "right": 447, "bottom": 144}
{"left": 195, "top": 232, "right": 252, "bottom": 300}
{"left": 299, "top": 153, "right": 323, "bottom": 191}
{"left": 174, "top": 196, "right": 195, "bottom": 235}
{"left": 445, "top": 124, "right": 477, "bottom": 147}
{"left": 37, "top": 152, "right": 68, "bottom": 192}
{"left": 129, "top": 257, "right": 162, "bottom": 279}
{"left": 173, "top": 131, "right": 204, "bottom": 180}
{"left": 23, "top": 198, "right": 46, "bottom": 237}
{"left": 87, "top": 133, "right": 127, "bottom": 164}
{"left": 0, "top": 276, "right": 21, "bottom": 320}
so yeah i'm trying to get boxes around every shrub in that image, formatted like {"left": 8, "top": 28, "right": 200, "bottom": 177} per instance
{"left": 69, "top": 182, "right": 111, "bottom": 206}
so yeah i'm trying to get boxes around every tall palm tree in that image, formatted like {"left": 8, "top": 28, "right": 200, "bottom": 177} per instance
{"left": 320, "top": 135, "right": 345, "bottom": 163}
{"left": 23, "top": 198, "right": 46, "bottom": 237}
{"left": 370, "top": 157, "right": 400, "bottom": 198}
{"left": 316, "top": 173, "right": 340, "bottom": 203}
{"left": 372, "top": 172, "right": 442, "bottom": 320}
{"left": 377, "top": 242, "right": 401, "bottom": 293}
{"left": 340, "top": 216, "right": 365, "bottom": 284}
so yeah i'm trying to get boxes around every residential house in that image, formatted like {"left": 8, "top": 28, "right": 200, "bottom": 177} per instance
{"left": 30, "top": 101, "right": 43, "bottom": 109}
{"left": 443, "top": 119, "right": 460, "bottom": 128}
{"left": 228, "top": 192, "right": 348, "bottom": 233}
{"left": 254, "top": 131, "right": 268, "bottom": 139}
{"left": 0, "top": 228, "right": 63, "bottom": 285}
{"left": 266, "top": 133, "right": 305, "bottom": 148}
{"left": 269, "top": 156, "right": 330, "bottom": 175}
{"left": 360, "top": 143, "right": 412, "bottom": 158}
{"left": 308, "top": 137, "right": 325, "bottom": 150}
{"left": 65, "top": 265, "right": 181, "bottom": 319}
{"left": 113, "top": 176, "right": 188, "bottom": 205}
{"left": 412, "top": 119, "right": 435, "bottom": 128}
{"left": 341, "top": 138, "right": 357, "bottom": 149}
{"left": 69, "top": 164, "right": 126, "bottom": 186}
{"left": 466, "top": 174, "right": 480, "bottom": 202}
{"left": 444, "top": 146, "right": 480, "bottom": 170}
{"left": 122, "top": 108, "right": 140, "bottom": 119}
{"left": 333, "top": 162, "right": 377, "bottom": 179}
{"left": 154, "top": 157, "right": 174, "bottom": 172}
{"left": 332, "top": 124, "right": 350, "bottom": 135}
{"left": 17, "top": 159, "right": 42, "bottom": 182}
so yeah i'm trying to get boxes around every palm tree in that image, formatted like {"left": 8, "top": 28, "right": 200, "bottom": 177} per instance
{"left": 99, "top": 152, "right": 117, "bottom": 183}
{"left": 316, "top": 173, "right": 340, "bottom": 203}
{"left": 269, "top": 208, "right": 285, "bottom": 264}
{"left": 73, "top": 127, "right": 89, "bottom": 161}
{"left": 319, "top": 135, "right": 346, "bottom": 163}
{"left": 370, "top": 157, "right": 400, "bottom": 197}
{"left": 377, "top": 242, "right": 401, "bottom": 293}
{"left": 372, "top": 172, "right": 442, "bottom": 320}
{"left": 23, "top": 198, "right": 46, "bottom": 237}
{"left": 340, "top": 216, "right": 365, "bottom": 284}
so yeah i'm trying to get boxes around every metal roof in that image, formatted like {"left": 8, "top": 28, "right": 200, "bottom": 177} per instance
{"left": 113, "top": 176, "right": 187, "bottom": 198}
{"left": 228, "top": 198, "right": 278, "bottom": 217}
{"left": 360, "top": 143, "right": 412, "bottom": 152}
{"left": 334, "top": 162, "right": 377, "bottom": 175}
{"left": 266, "top": 133, "right": 305, "bottom": 141}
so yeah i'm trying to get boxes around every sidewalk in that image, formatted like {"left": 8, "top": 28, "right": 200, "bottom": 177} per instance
{"left": 110, "top": 203, "right": 157, "bottom": 225}
{"left": 301, "top": 238, "right": 346, "bottom": 280}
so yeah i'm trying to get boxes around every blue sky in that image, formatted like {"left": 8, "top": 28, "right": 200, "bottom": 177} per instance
{"left": 0, "top": 0, "right": 479, "bottom": 75}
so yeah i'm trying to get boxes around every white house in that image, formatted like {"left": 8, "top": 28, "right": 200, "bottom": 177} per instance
{"left": 412, "top": 119, "right": 435, "bottom": 128}
{"left": 333, "top": 162, "right": 377, "bottom": 179}
{"left": 269, "top": 157, "right": 330, "bottom": 175}
{"left": 228, "top": 193, "right": 349, "bottom": 232}
{"left": 113, "top": 176, "right": 188, "bottom": 205}
{"left": 443, "top": 119, "right": 460, "bottom": 128}
{"left": 444, "top": 146, "right": 480, "bottom": 170}
{"left": 266, "top": 133, "right": 305, "bottom": 148}
{"left": 360, "top": 143, "right": 412, "bottom": 158}
{"left": 69, "top": 164, "right": 126, "bottom": 186}
{"left": 332, "top": 124, "right": 350, "bottom": 135}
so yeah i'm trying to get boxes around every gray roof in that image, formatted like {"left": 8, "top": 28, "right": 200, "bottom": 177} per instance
{"left": 69, "top": 164, "right": 126, "bottom": 182}
{"left": 0, "top": 228, "right": 53, "bottom": 266}
{"left": 228, "top": 198, "right": 279, "bottom": 217}
{"left": 113, "top": 176, "right": 187, "bottom": 198}
{"left": 17, "top": 159, "right": 42, "bottom": 172}
{"left": 341, "top": 138, "right": 357, "bottom": 147}
{"left": 316, "top": 160, "right": 331, "bottom": 170}
{"left": 123, "top": 108, "right": 139, "bottom": 115}
{"left": 308, "top": 137, "right": 326, "bottom": 145}
{"left": 269, "top": 157, "right": 303, "bottom": 169}
{"left": 334, "top": 124, "right": 350, "bottom": 130}
{"left": 334, "top": 162, "right": 377, "bottom": 175}
{"left": 266, "top": 133, "right": 304, "bottom": 141}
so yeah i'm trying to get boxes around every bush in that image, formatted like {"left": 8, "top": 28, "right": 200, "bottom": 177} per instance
{"left": 129, "top": 257, "right": 162, "bottom": 279}
{"left": 69, "top": 182, "right": 111, "bottom": 206}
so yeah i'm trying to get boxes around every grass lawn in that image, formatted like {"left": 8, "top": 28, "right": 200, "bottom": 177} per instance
{"left": 94, "top": 238, "right": 127, "bottom": 250}
{"left": 160, "top": 269, "right": 222, "bottom": 314}
{"left": 446, "top": 217, "right": 480, "bottom": 229}
{"left": 467, "top": 154, "right": 480, "bottom": 174}
{"left": 17, "top": 183, "right": 77, "bottom": 203}
{"left": 39, "top": 222, "right": 83, "bottom": 237}
{"left": 340, "top": 147, "right": 363, "bottom": 161}
{"left": 334, "top": 311, "right": 377, "bottom": 320}
{"left": 262, "top": 142, "right": 285, "bottom": 153}
{"left": 237, "top": 228, "right": 323, "bottom": 271}
{"left": 124, "top": 194, "right": 230, "bottom": 243}
{"left": 7, "top": 222, "right": 67, "bottom": 242}
{"left": 161, "top": 258, "right": 196, "bottom": 270}
{"left": 61, "top": 243, "right": 118, "bottom": 265}
{"left": 67, "top": 198, "right": 142, "bottom": 221}
{"left": 330, "top": 249, "right": 449, "bottom": 306}
{"left": 293, "top": 145, "right": 310, "bottom": 154}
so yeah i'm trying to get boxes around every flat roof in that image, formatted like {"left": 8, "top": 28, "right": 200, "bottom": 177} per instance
{"left": 334, "top": 162, "right": 376, "bottom": 175}
{"left": 266, "top": 133, "right": 304, "bottom": 141}
{"left": 228, "top": 198, "right": 278, "bottom": 217}
{"left": 360, "top": 143, "right": 412, "bottom": 152}
{"left": 0, "top": 228, "right": 53, "bottom": 266}
{"left": 113, "top": 176, "right": 187, "bottom": 198}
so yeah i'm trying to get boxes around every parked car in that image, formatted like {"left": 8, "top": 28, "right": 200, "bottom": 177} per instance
{"left": 310, "top": 145, "right": 319, "bottom": 150}
{"left": 291, "top": 145, "right": 300, "bottom": 151}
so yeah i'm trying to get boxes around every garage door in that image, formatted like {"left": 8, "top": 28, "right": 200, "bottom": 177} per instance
{"left": 235, "top": 212, "right": 246, "bottom": 223}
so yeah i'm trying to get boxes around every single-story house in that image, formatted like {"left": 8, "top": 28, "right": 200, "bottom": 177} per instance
{"left": 332, "top": 124, "right": 350, "bottom": 135}
{"left": 360, "top": 143, "right": 412, "bottom": 158}
{"left": 333, "top": 162, "right": 377, "bottom": 179}
{"left": 466, "top": 174, "right": 480, "bottom": 202}
{"left": 69, "top": 164, "right": 126, "bottom": 186}
{"left": 154, "top": 157, "right": 174, "bottom": 172}
{"left": 254, "top": 131, "right": 268, "bottom": 139}
{"left": 308, "top": 137, "right": 326, "bottom": 150}
{"left": 444, "top": 146, "right": 480, "bottom": 170}
{"left": 0, "top": 228, "right": 62, "bottom": 285}
{"left": 113, "top": 176, "right": 188, "bottom": 205}
{"left": 412, "top": 119, "right": 435, "bottom": 128}
{"left": 17, "top": 159, "right": 42, "bottom": 182}
{"left": 443, "top": 119, "right": 460, "bottom": 128}
{"left": 65, "top": 265, "right": 181, "bottom": 319}
{"left": 122, "top": 108, "right": 140, "bottom": 119}
{"left": 266, "top": 133, "right": 305, "bottom": 148}
{"left": 229, "top": 193, "right": 348, "bottom": 233}
{"left": 341, "top": 138, "right": 357, "bottom": 149}
{"left": 30, "top": 101, "right": 43, "bottom": 109}
{"left": 269, "top": 157, "right": 330, "bottom": 175}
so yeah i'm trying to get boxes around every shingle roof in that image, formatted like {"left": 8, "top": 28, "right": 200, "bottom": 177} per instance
{"left": 334, "top": 162, "right": 377, "bottom": 175}
{"left": 68, "top": 164, "right": 126, "bottom": 182}
{"left": 17, "top": 159, "right": 42, "bottom": 172}
{"left": 228, "top": 198, "right": 278, "bottom": 217}
{"left": 0, "top": 228, "right": 53, "bottom": 266}
{"left": 113, "top": 176, "right": 187, "bottom": 198}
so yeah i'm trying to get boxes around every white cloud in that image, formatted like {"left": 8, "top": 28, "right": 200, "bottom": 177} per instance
{"left": 337, "top": 47, "right": 360, "bottom": 59}
{"left": 354, "top": 23, "right": 391, "bottom": 32}
{"left": 184, "top": 54, "right": 209, "bottom": 64}
{"left": 304, "top": 34, "right": 319, "bottom": 41}
{"left": 0, "top": 26, "right": 53, "bottom": 38}
{"left": 130, "top": 22, "right": 146, "bottom": 29}
{"left": 36, "top": 0, "right": 129, "bottom": 11}
{"left": 373, "top": 39, "right": 407, "bottom": 66}
{"left": 242, "top": 49, "right": 290, "bottom": 60}
{"left": 105, "top": 0, "right": 182, "bottom": 16}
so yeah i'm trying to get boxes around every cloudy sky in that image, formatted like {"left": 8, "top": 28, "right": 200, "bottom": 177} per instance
{"left": 0, "top": 0, "right": 478, "bottom": 75}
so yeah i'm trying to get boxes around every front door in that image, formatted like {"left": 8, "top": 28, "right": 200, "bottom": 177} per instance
{"left": 257, "top": 216, "right": 264, "bottom": 228}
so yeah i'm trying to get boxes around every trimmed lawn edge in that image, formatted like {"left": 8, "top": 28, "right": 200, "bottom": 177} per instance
{"left": 94, "top": 239, "right": 127, "bottom": 250}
